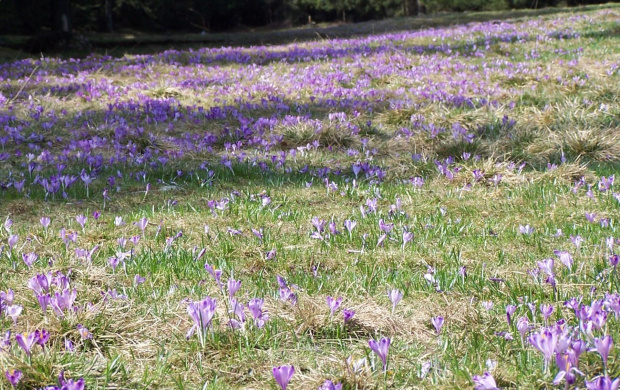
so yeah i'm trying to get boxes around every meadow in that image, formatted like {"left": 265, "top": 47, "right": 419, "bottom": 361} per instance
{"left": 0, "top": 4, "right": 620, "bottom": 389}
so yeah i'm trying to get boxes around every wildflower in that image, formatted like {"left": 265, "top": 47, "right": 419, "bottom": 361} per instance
{"left": 505, "top": 304, "right": 517, "bottom": 325}
{"left": 388, "top": 289, "right": 403, "bottom": 314}
{"left": 204, "top": 263, "right": 223, "bottom": 288}
{"left": 5, "top": 305, "right": 22, "bottom": 324}
{"left": 472, "top": 372, "right": 500, "bottom": 390}
{"left": 248, "top": 298, "right": 269, "bottom": 328}
{"left": 135, "top": 217, "right": 148, "bottom": 236}
{"left": 228, "top": 298, "right": 246, "bottom": 329}
{"left": 326, "top": 296, "right": 343, "bottom": 318}
{"left": 227, "top": 278, "right": 241, "bottom": 299}
{"left": 570, "top": 235, "right": 583, "bottom": 250}
{"left": 15, "top": 332, "right": 37, "bottom": 356}
{"left": 75, "top": 214, "right": 87, "bottom": 230}
{"left": 58, "top": 371, "right": 85, "bottom": 390}
{"left": 540, "top": 304, "right": 554, "bottom": 323}
{"left": 402, "top": 231, "right": 414, "bottom": 250}
{"left": 65, "top": 338, "right": 74, "bottom": 352}
{"left": 344, "top": 220, "right": 356, "bottom": 236}
{"left": 554, "top": 250, "right": 573, "bottom": 270}
{"left": 343, "top": 309, "right": 355, "bottom": 324}
{"left": 186, "top": 297, "right": 217, "bottom": 339}
{"left": 5, "top": 369, "right": 22, "bottom": 387}
{"left": 593, "top": 336, "right": 613, "bottom": 367}
{"left": 585, "top": 375, "right": 620, "bottom": 390}
{"left": 431, "top": 316, "right": 444, "bottom": 334}
{"left": 50, "top": 288, "right": 77, "bottom": 318}
{"left": 516, "top": 317, "right": 529, "bottom": 339}
{"left": 7, "top": 235, "right": 18, "bottom": 251}
{"left": 318, "top": 380, "right": 343, "bottom": 390}
{"left": 134, "top": 274, "right": 146, "bottom": 286}
{"left": 528, "top": 328, "right": 558, "bottom": 362}
{"left": 265, "top": 248, "right": 277, "bottom": 260}
{"left": 22, "top": 252, "right": 38, "bottom": 268}
{"left": 553, "top": 351, "right": 582, "bottom": 386}
{"left": 272, "top": 365, "right": 295, "bottom": 390}
{"left": 368, "top": 337, "right": 391, "bottom": 371}
{"left": 36, "top": 329, "right": 49, "bottom": 348}
{"left": 519, "top": 225, "right": 534, "bottom": 235}
{"left": 77, "top": 324, "right": 92, "bottom": 340}
{"left": 40, "top": 217, "right": 51, "bottom": 230}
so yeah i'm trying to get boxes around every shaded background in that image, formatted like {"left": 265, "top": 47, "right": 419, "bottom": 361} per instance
{"left": 0, "top": 0, "right": 611, "bottom": 36}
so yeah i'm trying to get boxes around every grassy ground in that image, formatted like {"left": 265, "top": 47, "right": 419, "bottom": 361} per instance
{"left": 0, "top": 4, "right": 620, "bottom": 390}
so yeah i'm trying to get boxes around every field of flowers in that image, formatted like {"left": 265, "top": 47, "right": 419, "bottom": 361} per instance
{"left": 1, "top": 4, "right": 620, "bottom": 389}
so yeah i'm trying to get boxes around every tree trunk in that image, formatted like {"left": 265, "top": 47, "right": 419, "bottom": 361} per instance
{"left": 51, "top": 0, "right": 72, "bottom": 36}
{"left": 103, "top": 0, "right": 114, "bottom": 32}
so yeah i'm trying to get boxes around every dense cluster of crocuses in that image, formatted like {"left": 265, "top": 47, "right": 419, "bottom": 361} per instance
{"left": 1, "top": 5, "right": 620, "bottom": 389}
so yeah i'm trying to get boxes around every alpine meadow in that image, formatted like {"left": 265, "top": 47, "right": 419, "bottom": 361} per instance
{"left": 1, "top": 4, "right": 620, "bottom": 390}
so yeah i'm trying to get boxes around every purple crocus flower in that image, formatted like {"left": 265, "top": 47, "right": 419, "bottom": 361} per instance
{"left": 247, "top": 298, "right": 269, "bottom": 328}
{"left": 516, "top": 317, "right": 529, "bottom": 339}
{"left": 5, "top": 369, "right": 22, "bottom": 387}
{"left": 318, "top": 380, "right": 343, "bottom": 390}
{"left": 553, "top": 352, "right": 580, "bottom": 386}
{"left": 75, "top": 214, "right": 87, "bottom": 230}
{"left": 204, "top": 263, "right": 223, "bottom": 288}
{"left": 554, "top": 250, "right": 573, "bottom": 270}
{"left": 265, "top": 248, "right": 277, "bottom": 260}
{"left": 402, "top": 231, "right": 414, "bottom": 250}
{"left": 344, "top": 220, "right": 356, "bottom": 236}
{"left": 431, "top": 316, "right": 444, "bottom": 334}
{"left": 368, "top": 337, "right": 391, "bottom": 371}
{"left": 134, "top": 274, "right": 146, "bottom": 286}
{"left": 58, "top": 371, "right": 85, "bottom": 390}
{"left": 40, "top": 217, "right": 51, "bottom": 230}
{"left": 570, "top": 235, "right": 584, "bottom": 250}
{"left": 326, "top": 296, "right": 343, "bottom": 318}
{"left": 343, "top": 309, "right": 355, "bottom": 323}
{"left": 585, "top": 375, "right": 620, "bottom": 390}
{"left": 528, "top": 328, "right": 558, "bottom": 362}
{"left": 598, "top": 175, "right": 615, "bottom": 192}
{"left": 5, "top": 305, "right": 22, "bottom": 323}
{"left": 50, "top": 288, "right": 78, "bottom": 318}
{"left": 472, "top": 372, "right": 499, "bottom": 390}
{"left": 36, "top": 329, "right": 50, "bottom": 348}
{"left": 519, "top": 225, "right": 534, "bottom": 235}
{"left": 505, "top": 304, "right": 517, "bottom": 325}
{"left": 7, "top": 234, "right": 18, "bottom": 250}
{"left": 594, "top": 336, "right": 613, "bottom": 367}
{"left": 65, "top": 338, "right": 75, "bottom": 353}
{"left": 272, "top": 365, "right": 295, "bottom": 390}
{"left": 22, "top": 252, "right": 38, "bottom": 268}
{"left": 227, "top": 278, "right": 241, "bottom": 298}
{"left": 135, "top": 217, "right": 148, "bottom": 236}
{"left": 15, "top": 331, "right": 37, "bottom": 356}
{"left": 540, "top": 304, "right": 554, "bottom": 323}
{"left": 37, "top": 293, "right": 50, "bottom": 313}
{"left": 186, "top": 297, "right": 217, "bottom": 339}
{"left": 388, "top": 289, "right": 403, "bottom": 314}
{"left": 77, "top": 324, "right": 92, "bottom": 340}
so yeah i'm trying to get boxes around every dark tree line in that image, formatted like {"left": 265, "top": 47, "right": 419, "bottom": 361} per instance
{"left": 0, "top": 0, "right": 611, "bottom": 36}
